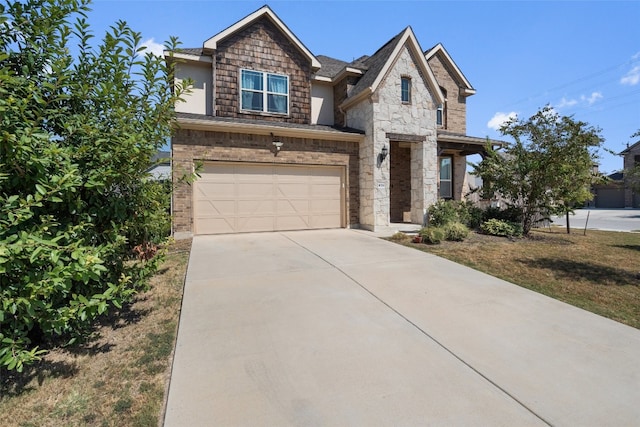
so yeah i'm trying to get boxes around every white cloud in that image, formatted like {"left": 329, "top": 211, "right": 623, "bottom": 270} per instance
{"left": 487, "top": 112, "right": 517, "bottom": 130}
{"left": 581, "top": 91, "right": 603, "bottom": 105}
{"left": 557, "top": 97, "right": 578, "bottom": 108}
{"left": 140, "top": 38, "right": 164, "bottom": 57}
{"left": 621, "top": 65, "right": 640, "bottom": 86}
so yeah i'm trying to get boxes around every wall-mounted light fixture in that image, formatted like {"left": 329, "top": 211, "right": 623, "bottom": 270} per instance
{"left": 377, "top": 144, "right": 389, "bottom": 168}
{"left": 271, "top": 133, "right": 283, "bottom": 155}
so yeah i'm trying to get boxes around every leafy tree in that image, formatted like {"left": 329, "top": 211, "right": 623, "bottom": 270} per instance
{"left": 0, "top": 0, "right": 189, "bottom": 371}
{"left": 472, "top": 106, "right": 603, "bottom": 236}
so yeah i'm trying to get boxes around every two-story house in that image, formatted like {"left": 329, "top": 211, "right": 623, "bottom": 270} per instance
{"left": 169, "top": 6, "right": 492, "bottom": 237}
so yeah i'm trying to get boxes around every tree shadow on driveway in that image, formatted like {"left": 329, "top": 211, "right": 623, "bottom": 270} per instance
{"left": 519, "top": 257, "right": 639, "bottom": 286}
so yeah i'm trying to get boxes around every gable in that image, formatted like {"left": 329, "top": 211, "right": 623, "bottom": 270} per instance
{"left": 340, "top": 28, "right": 444, "bottom": 110}
{"left": 425, "top": 44, "right": 475, "bottom": 96}
{"left": 214, "top": 16, "right": 313, "bottom": 123}
{"left": 204, "top": 5, "right": 320, "bottom": 71}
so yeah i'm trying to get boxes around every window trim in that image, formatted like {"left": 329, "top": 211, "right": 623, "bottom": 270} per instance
{"left": 240, "top": 69, "right": 289, "bottom": 115}
{"left": 439, "top": 155, "right": 453, "bottom": 199}
{"left": 401, "top": 76, "right": 411, "bottom": 104}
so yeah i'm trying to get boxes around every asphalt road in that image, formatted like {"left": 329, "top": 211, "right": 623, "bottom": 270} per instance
{"left": 550, "top": 208, "right": 640, "bottom": 232}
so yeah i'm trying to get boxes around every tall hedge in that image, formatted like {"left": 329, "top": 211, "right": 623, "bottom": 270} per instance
{"left": 0, "top": 0, "right": 189, "bottom": 371}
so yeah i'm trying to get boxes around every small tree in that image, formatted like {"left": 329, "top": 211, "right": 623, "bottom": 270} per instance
{"left": 473, "top": 106, "right": 603, "bottom": 236}
{"left": 0, "top": 0, "right": 189, "bottom": 371}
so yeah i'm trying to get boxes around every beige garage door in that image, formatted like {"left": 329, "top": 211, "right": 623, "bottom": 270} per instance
{"left": 194, "top": 162, "right": 344, "bottom": 234}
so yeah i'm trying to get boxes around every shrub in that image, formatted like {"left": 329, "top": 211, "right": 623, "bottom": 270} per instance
{"left": 482, "top": 206, "right": 522, "bottom": 224}
{"left": 428, "top": 200, "right": 459, "bottom": 227}
{"left": 458, "top": 200, "right": 484, "bottom": 229}
{"left": 429, "top": 199, "right": 484, "bottom": 229}
{"left": 389, "top": 232, "right": 411, "bottom": 243}
{"left": 481, "top": 219, "right": 523, "bottom": 237}
{"left": 444, "top": 222, "right": 470, "bottom": 241}
{"left": 419, "top": 226, "right": 445, "bottom": 244}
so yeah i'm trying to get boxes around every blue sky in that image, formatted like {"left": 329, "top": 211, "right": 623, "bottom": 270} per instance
{"left": 88, "top": 0, "right": 639, "bottom": 173}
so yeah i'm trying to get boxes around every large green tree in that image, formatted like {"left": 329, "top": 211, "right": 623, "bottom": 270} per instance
{"left": 473, "top": 106, "right": 603, "bottom": 236}
{"left": 0, "top": 0, "right": 189, "bottom": 371}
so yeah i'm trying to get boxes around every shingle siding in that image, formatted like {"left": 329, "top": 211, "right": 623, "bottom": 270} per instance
{"left": 214, "top": 17, "right": 312, "bottom": 124}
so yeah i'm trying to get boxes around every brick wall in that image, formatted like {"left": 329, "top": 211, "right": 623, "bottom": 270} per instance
{"left": 172, "top": 129, "right": 359, "bottom": 234}
{"left": 390, "top": 142, "right": 411, "bottom": 222}
{"left": 427, "top": 53, "right": 467, "bottom": 134}
{"left": 215, "top": 16, "right": 312, "bottom": 124}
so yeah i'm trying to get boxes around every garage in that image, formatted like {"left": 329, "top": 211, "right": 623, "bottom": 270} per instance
{"left": 193, "top": 162, "right": 344, "bottom": 234}
{"left": 594, "top": 187, "right": 625, "bottom": 208}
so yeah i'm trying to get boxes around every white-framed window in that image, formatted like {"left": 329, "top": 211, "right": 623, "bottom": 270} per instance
{"left": 437, "top": 86, "right": 447, "bottom": 127}
{"left": 401, "top": 76, "right": 411, "bottom": 103}
{"left": 439, "top": 156, "right": 452, "bottom": 199}
{"left": 240, "top": 69, "right": 289, "bottom": 114}
{"left": 436, "top": 104, "right": 444, "bottom": 126}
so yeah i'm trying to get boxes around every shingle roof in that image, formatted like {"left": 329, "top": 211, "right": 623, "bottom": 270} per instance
{"left": 176, "top": 112, "right": 364, "bottom": 135}
{"left": 348, "top": 29, "right": 406, "bottom": 100}
{"left": 175, "top": 47, "right": 205, "bottom": 56}
{"left": 315, "top": 55, "right": 350, "bottom": 78}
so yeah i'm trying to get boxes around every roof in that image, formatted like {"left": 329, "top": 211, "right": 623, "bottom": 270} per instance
{"left": 203, "top": 5, "right": 321, "bottom": 71}
{"left": 437, "top": 130, "right": 504, "bottom": 155}
{"left": 340, "top": 27, "right": 444, "bottom": 110}
{"left": 315, "top": 55, "right": 351, "bottom": 79}
{"left": 620, "top": 140, "right": 640, "bottom": 155}
{"left": 175, "top": 112, "right": 364, "bottom": 142}
{"left": 425, "top": 43, "right": 476, "bottom": 96}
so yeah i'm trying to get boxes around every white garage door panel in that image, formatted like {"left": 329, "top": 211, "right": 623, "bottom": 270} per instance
{"left": 194, "top": 163, "right": 343, "bottom": 234}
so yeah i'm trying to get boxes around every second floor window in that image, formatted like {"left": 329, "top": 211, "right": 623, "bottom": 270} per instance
{"left": 241, "top": 69, "right": 289, "bottom": 114}
{"left": 401, "top": 77, "right": 411, "bottom": 103}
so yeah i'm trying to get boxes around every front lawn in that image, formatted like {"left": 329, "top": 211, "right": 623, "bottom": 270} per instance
{"left": 394, "top": 229, "right": 640, "bottom": 329}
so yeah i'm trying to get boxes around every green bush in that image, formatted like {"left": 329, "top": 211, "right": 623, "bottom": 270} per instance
{"left": 482, "top": 206, "right": 522, "bottom": 224}
{"left": 429, "top": 199, "right": 483, "bottom": 229}
{"left": 457, "top": 200, "right": 484, "bottom": 229}
{"left": 428, "top": 200, "right": 459, "bottom": 227}
{"left": 480, "top": 219, "right": 523, "bottom": 237}
{"left": 443, "top": 222, "right": 470, "bottom": 241}
{"left": 0, "top": 0, "right": 189, "bottom": 372}
{"left": 419, "top": 226, "right": 445, "bottom": 244}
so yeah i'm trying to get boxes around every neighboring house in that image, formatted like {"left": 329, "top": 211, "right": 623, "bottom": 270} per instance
{"left": 168, "top": 6, "right": 496, "bottom": 237}
{"left": 621, "top": 141, "right": 640, "bottom": 208}
{"left": 590, "top": 142, "right": 640, "bottom": 208}
{"left": 147, "top": 151, "right": 171, "bottom": 181}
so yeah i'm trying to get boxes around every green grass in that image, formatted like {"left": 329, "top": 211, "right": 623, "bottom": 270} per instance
{"left": 393, "top": 229, "right": 640, "bottom": 328}
{"left": 0, "top": 239, "right": 191, "bottom": 427}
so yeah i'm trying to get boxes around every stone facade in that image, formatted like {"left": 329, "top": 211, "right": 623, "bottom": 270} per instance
{"left": 215, "top": 16, "right": 312, "bottom": 124}
{"left": 172, "top": 129, "right": 359, "bottom": 235}
{"left": 347, "top": 45, "right": 437, "bottom": 230}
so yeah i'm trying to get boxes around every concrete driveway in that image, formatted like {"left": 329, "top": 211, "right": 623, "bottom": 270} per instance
{"left": 164, "top": 230, "right": 640, "bottom": 426}
{"left": 551, "top": 208, "right": 640, "bottom": 232}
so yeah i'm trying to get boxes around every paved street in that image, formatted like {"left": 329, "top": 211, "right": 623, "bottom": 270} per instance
{"left": 550, "top": 208, "right": 640, "bottom": 232}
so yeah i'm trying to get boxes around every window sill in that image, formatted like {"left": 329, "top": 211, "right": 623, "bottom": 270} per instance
{"left": 240, "top": 109, "right": 289, "bottom": 118}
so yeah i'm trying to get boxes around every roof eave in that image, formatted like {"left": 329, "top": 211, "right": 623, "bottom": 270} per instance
{"left": 339, "top": 87, "right": 373, "bottom": 111}
{"left": 164, "top": 51, "right": 212, "bottom": 64}
{"left": 176, "top": 116, "right": 365, "bottom": 143}
{"left": 425, "top": 43, "right": 475, "bottom": 94}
